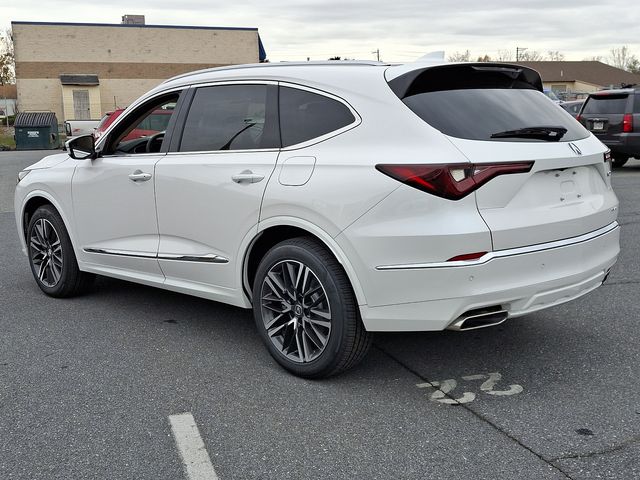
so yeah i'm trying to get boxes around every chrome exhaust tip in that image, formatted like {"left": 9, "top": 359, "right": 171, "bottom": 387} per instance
{"left": 447, "top": 307, "right": 509, "bottom": 331}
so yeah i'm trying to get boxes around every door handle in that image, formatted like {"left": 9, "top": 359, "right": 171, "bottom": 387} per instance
{"left": 231, "top": 170, "right": 265, "bottom": 184}
{"left": 129, "top": 170, "right": 152, "bottom": 182}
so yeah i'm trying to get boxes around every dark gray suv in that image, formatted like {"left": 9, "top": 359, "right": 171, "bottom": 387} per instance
{"left": 579, "top": 88, "right": 640, "bottom": 167}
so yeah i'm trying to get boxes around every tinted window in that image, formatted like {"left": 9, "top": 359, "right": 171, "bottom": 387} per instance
{"left": 180, "top": 85, "right": 279, "bottom": 152}
{"left": 634, "top": 94, "right": 640, "bottom": 113}
{"left": 402, "top": 89, "right": 588, "bottom": 142}
{"left": 279, "top": 87, "right": 355, "bottom": 147}
{"left": 583, "top": 95, "right": 629, "bottom": 114}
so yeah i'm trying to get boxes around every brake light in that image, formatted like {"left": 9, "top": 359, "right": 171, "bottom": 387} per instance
{"left": 623, "top": 114, "right": 633, "bottom": 133}
{"left": 576, "top": 114, "right": 582, "bottom": 123}
{"left": 376, "top": 162, "right": 534, "bottom": 200}
{"left": 604, "top": 150, "right": 612, "bottom": 165}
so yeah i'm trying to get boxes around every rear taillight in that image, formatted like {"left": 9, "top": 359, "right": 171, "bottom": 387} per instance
{"left": 604, "top": 150, "right": 612, "bottom": 167}
{"left": 623, "top": 114, "right": 633, "bottom": 133}
{"left": 576, "top": 114, "right": 582, "bottom": 123}
{"left": 376, "top": 162, "right": 534, "bottom": 200}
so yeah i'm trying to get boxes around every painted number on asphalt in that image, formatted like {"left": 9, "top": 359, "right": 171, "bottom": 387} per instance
{"left": 416, "top": 372, "right": 523, "bottom": 405}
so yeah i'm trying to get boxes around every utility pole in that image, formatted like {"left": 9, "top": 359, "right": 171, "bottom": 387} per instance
{"left": 372, "top": 48, "right": 380, "bottom": 62}
{"left": 516, "top": 47, "right": 528, "bottom": 62}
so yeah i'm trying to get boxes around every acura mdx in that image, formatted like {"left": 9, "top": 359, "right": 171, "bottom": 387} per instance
{"left": 15, "top": 61, "right": 620, "bottom": 377}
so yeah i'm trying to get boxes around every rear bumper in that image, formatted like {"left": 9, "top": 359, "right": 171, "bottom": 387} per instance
{"left": 594, "top": 132, "right": 640, "bottom": 157}
{"left": 358, "top": 222, "right": 620, "bottom": 331}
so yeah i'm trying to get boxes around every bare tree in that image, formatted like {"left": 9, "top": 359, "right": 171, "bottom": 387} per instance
{"left": 518, "top": 50, "right": 545, "bottom": 61}
{"left": 584, "top": 55, "right": 603, "bottom": 62}
{"left": 0, "top": 29, "right": 15, "bottom": 85}
{"left": 476, "top": 54, "right": 492, "bottom": 62}
{"left": 609, "top": 46, "right": 640, "bottom": 73}
{"left": 547, "top": 50, "right": 565, "bottom": 61}
{"left": 496, "top": 49, "right": 514, "bottom": 61}
{"left": 447, "top": 50, "right": 471, "bottom": 62}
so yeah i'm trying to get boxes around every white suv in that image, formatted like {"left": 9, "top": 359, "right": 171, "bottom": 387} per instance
{"left": 15, "top": 61, "right": 620, "bottom": 377}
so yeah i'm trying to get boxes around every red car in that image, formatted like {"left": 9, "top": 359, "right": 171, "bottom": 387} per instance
{"left": 94, "top": 107, "right": 173, "bottom": 141}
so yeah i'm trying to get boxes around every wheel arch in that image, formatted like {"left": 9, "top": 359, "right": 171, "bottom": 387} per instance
{"left": 19, "top": 191, "right": 77, "bottom": 253}
{"left": 241, "top": 217, "right": 367, "bottom": 307}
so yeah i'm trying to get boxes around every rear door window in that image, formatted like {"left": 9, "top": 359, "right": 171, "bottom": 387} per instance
{"left": 180, "top": 84, "right": 279, "bottom": 152}
{"left": 279, "top": 87, "right": 356, "bottom": 147}
{"left": 634, "top": 94, "right": 640, "bottom": 113}
{"left": 583, "top": 95, "right": 629, "bottom": 114}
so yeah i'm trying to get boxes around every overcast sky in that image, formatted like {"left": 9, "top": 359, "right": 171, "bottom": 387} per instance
{"left": 3, "top": 0, "right": 640, "bottom": 62}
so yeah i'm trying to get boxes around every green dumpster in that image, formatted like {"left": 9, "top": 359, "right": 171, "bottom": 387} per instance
{"left": 14, "top": 112, "right": 61, "bottom": 150}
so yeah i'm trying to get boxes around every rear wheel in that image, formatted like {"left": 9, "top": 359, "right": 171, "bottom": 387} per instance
{"left": 252, "top": 237, "right": 371, "bottom": 378}
{"left": 27, "top": 205, "right": 95, "bottom": 297}
{"left": 612, "top": 155, "right": 628, "bottom": 168}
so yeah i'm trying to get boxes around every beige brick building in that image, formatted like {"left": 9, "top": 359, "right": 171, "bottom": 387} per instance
{"left": 12, "top": 20, "right": 265, "bottom": 122}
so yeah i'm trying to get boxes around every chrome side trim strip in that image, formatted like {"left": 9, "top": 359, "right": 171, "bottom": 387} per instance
{"left": 83, "top": 248, "right": 229, "bottom": 264}
{"left": 83, "top": 247, "right": 157, "bottom": 258}
{"left": 376, "top": 221, "right": 619, "bottom": 271}
{"left": 157, "top": 253, "right": 229, "bottom": 264}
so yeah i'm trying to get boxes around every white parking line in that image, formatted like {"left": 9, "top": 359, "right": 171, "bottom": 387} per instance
{"left": 169, "top": 412, "right": 219, "bottom": 480}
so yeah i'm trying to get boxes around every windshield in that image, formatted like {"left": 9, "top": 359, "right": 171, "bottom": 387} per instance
{"left": 402, "top": 88, "right": 589, "bottom": 142}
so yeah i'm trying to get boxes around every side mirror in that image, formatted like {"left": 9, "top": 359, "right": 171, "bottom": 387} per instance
{"left": 67, "top": 134, "right": 98, "bottom": 160}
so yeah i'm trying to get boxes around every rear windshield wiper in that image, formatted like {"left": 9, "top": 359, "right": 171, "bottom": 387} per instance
{"left": 490, "top": 126, "right": 568, "bottom": 141}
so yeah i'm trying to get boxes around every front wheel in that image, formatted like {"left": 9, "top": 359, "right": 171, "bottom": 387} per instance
{"left": 252, "top": 237, "right": 371, "bottom": 378}
{"left": 27, "top": 205, "right": 95, "bottom": 297}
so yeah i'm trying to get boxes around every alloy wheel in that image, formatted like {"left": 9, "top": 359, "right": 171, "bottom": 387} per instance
{"left": 30, "top": 218, "right": 63, "bottom": 287}
{"left": 260, "top": 260, "right": 332, "bottom": 363}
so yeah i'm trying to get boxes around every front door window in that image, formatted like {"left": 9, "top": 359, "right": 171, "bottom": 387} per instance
{"left": 103, "top": 94, "right": 179, "bottom": 155}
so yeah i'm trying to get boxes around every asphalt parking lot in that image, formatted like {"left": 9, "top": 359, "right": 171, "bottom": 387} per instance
{"left": 1, "top": 150, "right": 639, "bottom": 480}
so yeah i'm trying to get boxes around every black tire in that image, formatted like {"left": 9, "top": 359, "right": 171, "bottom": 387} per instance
{"left": 252, "top": 237, "right": 372, "bottom": 378}
{"left": 27, "top": 205, "right": 95, "bottom": 298}
{"left": 612, "top": 156, "right": 628, "bottom": 168}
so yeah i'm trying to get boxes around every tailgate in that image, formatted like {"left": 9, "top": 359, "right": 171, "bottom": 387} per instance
{"left": 447, "top": 136, "right": 618, "bottom": 250}
{"left": 580, "top": 93, "right": 630, "bottom": 140}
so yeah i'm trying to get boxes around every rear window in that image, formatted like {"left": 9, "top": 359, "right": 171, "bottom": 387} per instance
{"left": 403, "top": 89, "right": 588, "bottom": 142}
{"left": 583, "top": 95, "right": 629, "bottom": 114}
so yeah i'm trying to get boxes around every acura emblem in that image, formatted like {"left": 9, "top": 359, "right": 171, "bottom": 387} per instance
{"left": 568, "top": 143, "right": 582, "bottom": 155}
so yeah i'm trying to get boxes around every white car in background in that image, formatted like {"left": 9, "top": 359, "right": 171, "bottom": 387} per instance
{"left": 15, "top": 61, "right": 620, "bottom": 378}
{"left": 63, "top": 119, "right": 100, "bottom": 143}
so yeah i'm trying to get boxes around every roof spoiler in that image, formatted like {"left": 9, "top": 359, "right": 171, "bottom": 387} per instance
{"left": 387, "top": 63, "right": 544, "bottom": 99}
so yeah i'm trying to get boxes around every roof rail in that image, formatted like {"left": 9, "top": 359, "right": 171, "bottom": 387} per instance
{"left": 162, "top": 60, "right": 388, "bottom": 84}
